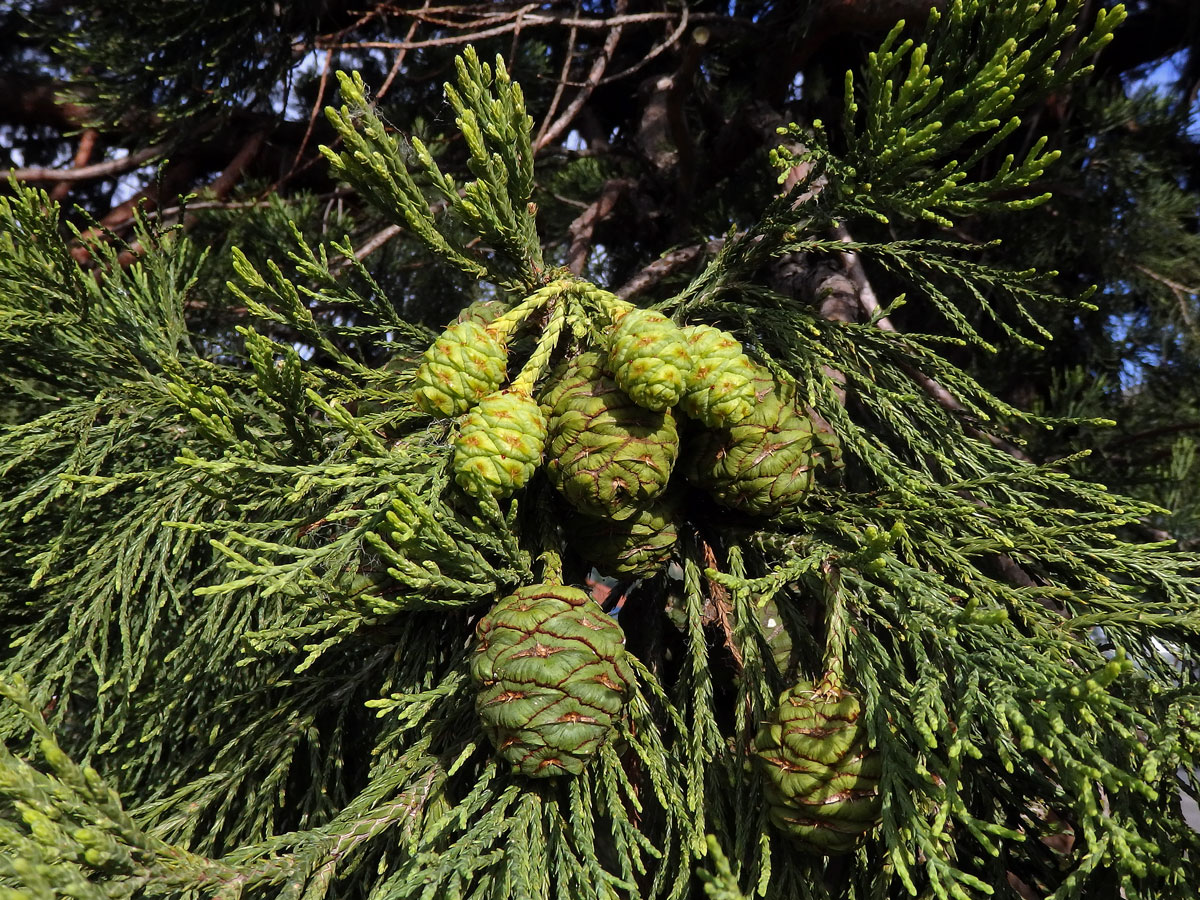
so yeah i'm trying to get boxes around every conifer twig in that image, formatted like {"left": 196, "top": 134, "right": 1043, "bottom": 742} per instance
{"left": 820, "top": 558, "right": 848, "bottom": 684}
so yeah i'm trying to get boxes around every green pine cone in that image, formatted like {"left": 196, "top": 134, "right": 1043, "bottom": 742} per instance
{"left": 453, "top": 390, "right": 547, "bottom": 498}
{"left": 413, "top": 320, "right": 507, "bottom": 417}
{"left": 607, "top": 309, "right": 693, "bottom": 412}
{"left": 684, "top": 370, "right": 838, "bottom": 515}
{"left": 755, "top": 675, "right": 882, "bottom": 853}
{"left": 471, "top": 583, "right": 634, "bottom": 777}
{"left": 572, "top": 498, "right": 678, "bottom": 578}
{"left": 453, "top": 299, "right": 507, "bottom": 327}
{"left": 679, "top": 324, "right": 758, "bottom": 428}
{"left": 542, "top": 353, "right": 680, "bottom": 520}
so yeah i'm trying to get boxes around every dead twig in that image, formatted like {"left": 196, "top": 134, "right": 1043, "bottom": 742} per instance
{"left": 1133, "top": 262, "right": 1198, "bottom": 328}
{"left": 318, "top": 9, "right": 729, "bottom": 53}
{"left": 353, "top": 224, "right": 404, "bottom": 263}
{"left": 594, "top": 5, "right": 691, "bottom": 86}
{"left": 534, "top": 0, "right": 583, "bottom": 149}
{"left": 284, "top": 49, "right": 334, "bottom": 183}
{"left": 205, "top": 132, "right": 267, "bottom": 202}
{"left": 700, "top": 540, "right": 743, "bottom": 672}
{"left": 377, "top": 1, "right": 431, "bottom": 100}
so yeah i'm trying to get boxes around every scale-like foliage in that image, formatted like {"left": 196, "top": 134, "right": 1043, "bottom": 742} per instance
{"left": 1, "top": 6, "right": 1198, "bottom": 900}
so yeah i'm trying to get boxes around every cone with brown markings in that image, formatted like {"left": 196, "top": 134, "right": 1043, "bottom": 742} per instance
{"left": 471, "top": 583, "right": 634, "bottom": 777}
{"left": 755, "top": 674, "right": 882, "bottom": 853}
{"left": 542, "top": 352, "right": 679, "bottom": 520}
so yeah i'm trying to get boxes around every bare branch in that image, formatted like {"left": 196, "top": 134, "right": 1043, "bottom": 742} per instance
{"left": 12, "top": 144, "right": 165, "bottom": 184}
{"left": 534, "top": 0, "right": 583, "bottom": 149}
{"left": 566, "top": 178, "right": 634, "bottom": 275}
{"left": 318, "top": 9, "right": 733, "bottom": 53}
{"left": 616, "top": 239, "right": 724, "bottom": 300}
{"left": 534, "top": 0, "right": 629, "bottom": 152}
{"left": 207, "top": 132, "right": 267, "bottom": 201}
{"left": 284, "top": 49, "right": 334, "bottom": 181}
{"left": 353, "top": 224, "right": 404, "bottom": 263}
{"left": 50, "top": 129, "right": 100, "bottom": 202}
{"left": 596, "top": 6, "right": 691, "bottom": 86}
{"left": 376, "top": 0, "right": 431, "bottom": 101}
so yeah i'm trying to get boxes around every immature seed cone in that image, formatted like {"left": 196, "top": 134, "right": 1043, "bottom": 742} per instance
{"left": 679, "top": 324, "right": 758, "bottom": 428}
{"left": 542, "top": 353, "right": 679, "bottom": 520}
{"left": 684, "top": 370, "right": 839, "bottom": 515}
{"left": 607, "top": 309, "right": 693, "bottom": 412}
{"left": 755, "top": 675, "right": 882, "bottom": 853}
{"left": 413, "top": 320, "right": 507, "bottom": 417}
{"left": 453, "top": 299, "right": 507, "bottom": 327}
{"left": 572, "top": 498, "right": 678, "bottom": 578}
{"left": 453, "top": 390, "right": 547, "bottom": 498}
{"left": 471, "top": 584, "right": 634, "bottom": 777}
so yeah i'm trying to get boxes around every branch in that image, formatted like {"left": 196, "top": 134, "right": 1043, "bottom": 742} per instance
{"left": 595, "top": 6, "right": 692, "bottom": 86}
{"left": 565, "top": 178, "right": 634, "bottom": 274}
{"left": 534, "top": 0, "right": 628, "bottom": 152}
{"left": 832, "top": 224, "right": 889, "bottom": 328}
{"left": 50, "top": 129, "right": 100, "bottom": 202}
{"left": 534, "top": 0, "right": 583, "bottom": 149}
{"left": 206, "top": 131, "right": 267, "bottom": 201}
{"left": 317, "top": 9, "right": 738, "bottom": 53}
{"left": 1107, "top": 421, "right": 1200, "bottom": 449}
{"left": 11, "top": 144, "right": 165, "bottom": 183}
{"left": 72, "top": 132, "right": 265, "bottom": 270}
{"left": 376, "top": 1, "right": 430, "bottom": 100}
{"left": 283, "top": 49, "right": 334, "bottom": 182}
{"left": 353, "top": 224, "right": 403, "bottom": 263}
{"left": 0, "top": 78, "right": 93, "bottom": 131}
{"left": 1133, "top": 262, "right": 1198, "bottom": 329}
{"left": 616, "top": 239, "right": 724, "bottom": 300}
{"left": 831, "top": 223, "right": 1032, "bottom": 462}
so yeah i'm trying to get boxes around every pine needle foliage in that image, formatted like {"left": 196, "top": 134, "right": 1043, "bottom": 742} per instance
{"left": 1, "top": 6, "right": 1198, "bottom": 900}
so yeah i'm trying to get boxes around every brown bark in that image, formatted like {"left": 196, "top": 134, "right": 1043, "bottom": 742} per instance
{"left": 566, "top": 178, "right": 634, "bottom": 275}
{"left": 50, "top": 129, "right": 100, "bottom": 202}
